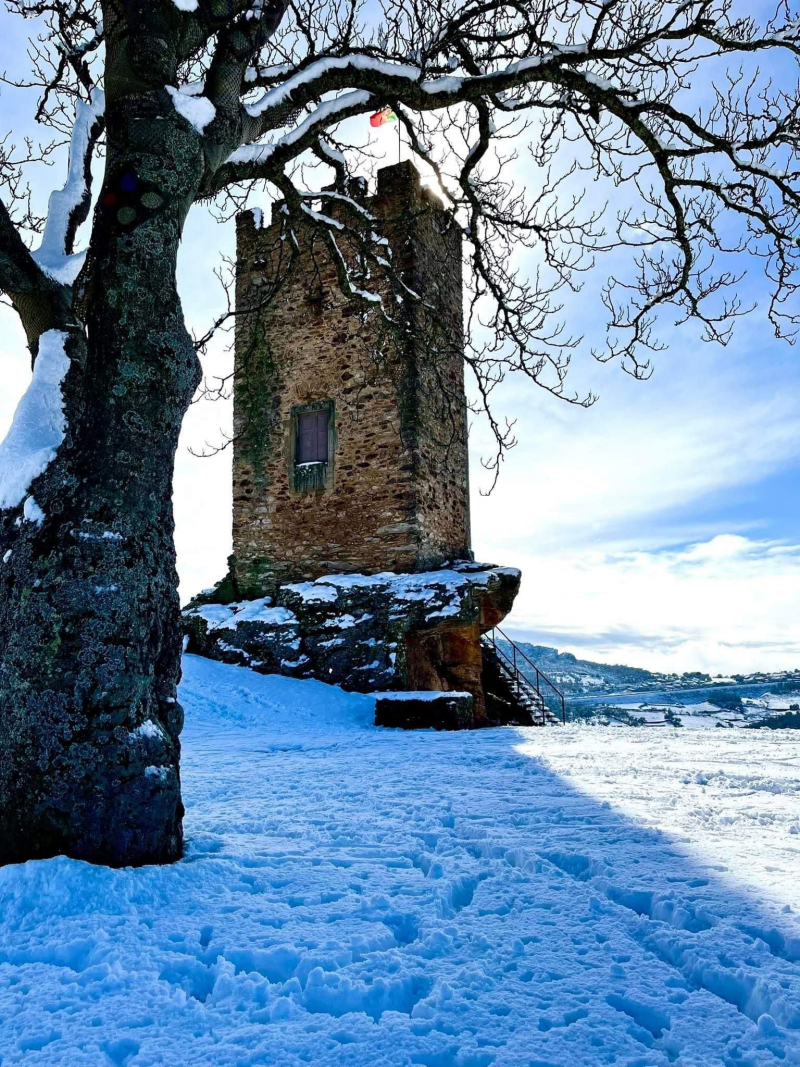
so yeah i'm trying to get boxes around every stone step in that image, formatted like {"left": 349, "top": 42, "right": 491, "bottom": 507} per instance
{"left": 373, "top": 690, "right": 474, "bottom": 731}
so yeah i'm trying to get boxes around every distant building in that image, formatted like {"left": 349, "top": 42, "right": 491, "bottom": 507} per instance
{"left": 231, "top": 161, "right": 472, "bottom": 597}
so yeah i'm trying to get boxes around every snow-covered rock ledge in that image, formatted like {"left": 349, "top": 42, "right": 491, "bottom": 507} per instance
{"left": 182, "top": 563, "right": 520, "bottom": 719}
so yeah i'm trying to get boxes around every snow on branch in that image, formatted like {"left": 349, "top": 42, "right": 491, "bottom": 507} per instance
{"left": 32, "top": 88, "right": 104, "bottom": 286}
{"left": 166, "top": 85, "right": 217, "bottom": 134}
{"left": 229, "top": 90, "right": 372, "bottom": 166}
{"left": 0, "top": 328, "right": 70, "bottom": 512}
{"left": 245, "top": 55, "right": 419, "bottom": 117}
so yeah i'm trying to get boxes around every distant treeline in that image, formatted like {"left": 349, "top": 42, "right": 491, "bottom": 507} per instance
{"left": 747, "top": 711, "right": 800, "bottom": 730}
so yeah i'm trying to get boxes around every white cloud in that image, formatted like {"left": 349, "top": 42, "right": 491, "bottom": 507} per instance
{"left": 467, "top": 302, "right": 800, "bottom": 673}
{"left": 502, "top": 534, "right": 800, "bottom": 675}
{"left": 469, "top": 315, "right": 800, "bottom": 549}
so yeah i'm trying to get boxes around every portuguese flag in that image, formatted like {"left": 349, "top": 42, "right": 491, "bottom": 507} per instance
{"left": 370, "top": 107, "right": 397, "bottom": 127}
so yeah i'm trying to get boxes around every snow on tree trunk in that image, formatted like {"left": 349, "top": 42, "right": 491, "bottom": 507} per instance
{"left": 0, "top": 98, "right": 204, "bottom": 866}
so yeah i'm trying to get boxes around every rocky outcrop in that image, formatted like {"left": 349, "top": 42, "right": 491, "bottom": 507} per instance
{"left": 183, "top": 562, "right": 520, "bottom": 723}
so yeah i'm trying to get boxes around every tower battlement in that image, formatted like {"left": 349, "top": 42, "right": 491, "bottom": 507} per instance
{"left": 231, "top": 161, "right": 472, "bottom": 598}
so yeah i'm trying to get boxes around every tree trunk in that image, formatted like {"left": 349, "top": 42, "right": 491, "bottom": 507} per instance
{"left": 0, "top": 94, "right": 204, "bottom": 866}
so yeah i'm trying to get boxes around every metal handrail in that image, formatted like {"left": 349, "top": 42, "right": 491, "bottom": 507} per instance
{"left": 485, "top": 627, "right": 566, "bottom": 724}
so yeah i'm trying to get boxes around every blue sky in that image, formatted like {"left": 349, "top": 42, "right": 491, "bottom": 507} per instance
{"left": 1, "top": 2, "right": 799, "bottom": 675}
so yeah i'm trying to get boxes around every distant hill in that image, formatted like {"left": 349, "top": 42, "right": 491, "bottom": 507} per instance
{"left": 497, "top": 639, "right": 800, "bottom": 698}
{"left": 502, "top": 641, "right": 658, "bottom": 692}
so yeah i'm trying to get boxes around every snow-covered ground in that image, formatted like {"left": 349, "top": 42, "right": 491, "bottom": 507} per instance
{"left": 1, "top": 655, "right": 799, "bottom": 1066}
{"left": 573, "top": 690, "right": 800, "bottom": 729}
{"left": 591, "top": 700, "right": 789, "bottom": 729}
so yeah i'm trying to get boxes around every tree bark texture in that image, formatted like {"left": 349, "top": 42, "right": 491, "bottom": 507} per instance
{"left": 0, "top": 79, "right": 204, "bottom": 865}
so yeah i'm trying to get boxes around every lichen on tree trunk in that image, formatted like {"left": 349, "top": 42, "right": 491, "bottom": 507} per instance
{"left": 0, "top": 93, "right": 204, "bottom": 866}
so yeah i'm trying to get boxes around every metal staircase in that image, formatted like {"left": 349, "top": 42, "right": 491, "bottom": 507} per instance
{"left": 482, "top": 628, "right": 566, "bottom": 726}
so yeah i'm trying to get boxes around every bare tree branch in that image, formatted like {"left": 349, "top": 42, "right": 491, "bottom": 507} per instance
{"left": 0, "top": 195, "right": 71, "bottom": 350}
{"left": 5, "top": 0, "right": 800, "bottom": 467}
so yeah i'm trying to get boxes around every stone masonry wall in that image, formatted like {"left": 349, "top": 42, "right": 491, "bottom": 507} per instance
{"left": 373, "top": 165, "right": 471, "bottom": 567}
{"left": 231, "top": 162, "right": 471, "bottom": 598}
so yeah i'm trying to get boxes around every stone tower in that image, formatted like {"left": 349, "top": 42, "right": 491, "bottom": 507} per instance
{"left": 183, "top": 161, "right": 529, "bottom": 727}
{"left": 231, "top": 162, "right": 472, "bottom": 597}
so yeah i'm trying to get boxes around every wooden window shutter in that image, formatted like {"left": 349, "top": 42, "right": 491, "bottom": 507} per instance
{"left": 314, "top": 411, "right": 328, "bottom": 461}
{"left": 297, "top": 409, "right": 329, "bottom": 463}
